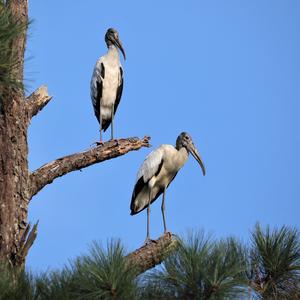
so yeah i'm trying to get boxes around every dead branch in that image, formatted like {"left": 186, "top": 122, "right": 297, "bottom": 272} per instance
{"left": 14, "top": 221, "right": 39, "bottom": 267}
{"left": 126, "top": 233, "right": 179, "bottom": 276}
{"left": 26, "top": 85, "right": 53, "bottom": 118}
{"left": 29, "top": 136, "right": 151, "bottom": 199}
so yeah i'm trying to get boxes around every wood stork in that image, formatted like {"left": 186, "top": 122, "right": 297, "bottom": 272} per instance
{"left": 90, "top": 28, "right": 126, "bottom": 142}
{"left": 130, "top": 132, "right": 206, "bottom": 243}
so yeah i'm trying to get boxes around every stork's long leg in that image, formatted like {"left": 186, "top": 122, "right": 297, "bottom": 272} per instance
{"left": 110, "top": 104, "right": 114, "bottom": 140}
{"left": 99, "top": 109, "right": 103, "bottom": 142}
{"left": 145, "top": 189, "right": 152, "bottom": 243}
{"left": 161, "top": 187, "right": 167, "bottom": 233}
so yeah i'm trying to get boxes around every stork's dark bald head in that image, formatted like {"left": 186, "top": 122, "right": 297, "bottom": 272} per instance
{"left": 176, "top": 132, "right": 206, "bottom": 175}
{"left": 176, "top": 132, "right": 192, "bottom": 150}
{"left": 104, "top": 28, "right": 126, "bottom": 59}
{"left": 105, "top": 28, "right": 118, "bottom": 45}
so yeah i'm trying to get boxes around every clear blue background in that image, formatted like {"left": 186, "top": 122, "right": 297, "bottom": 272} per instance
{"left": 25, "top": 1, "right": 300, "bottom": 272}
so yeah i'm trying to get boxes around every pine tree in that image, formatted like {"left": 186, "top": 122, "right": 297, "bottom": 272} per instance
{"left": 248, "top": 224, "right": 300, "bottom": 299}
{"left": 139, "top": 231, "right": 247, "bottom": 300}
{"left": 0, "top": 1, "right": 27, "bottom": 95}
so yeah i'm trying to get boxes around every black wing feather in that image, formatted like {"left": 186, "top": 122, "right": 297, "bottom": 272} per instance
{"left": 130, "top": 176, "right": 145, "bottom": 214}
{"left": 114, "top": 67, "right": 123, "bottom": 114}
{"left": 93, "top": 63, "right": 105, "bottom": 123}
{"left": 94, "top": 81, "right": 103, "bottom": 123}
{"left": 100, "top": 63, "right": 105, "bottom": 78}
{"left": 130, "top": 159, "right": 164, "bottom": 215}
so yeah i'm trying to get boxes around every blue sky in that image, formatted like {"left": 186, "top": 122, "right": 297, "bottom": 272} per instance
{"left": 25, "top": 1, "right": 300, "bottom": 272}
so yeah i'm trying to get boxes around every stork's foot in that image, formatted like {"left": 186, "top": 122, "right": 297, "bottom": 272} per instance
{"left": 90, "top": 141, "right": 104, "bottom": 147}
{"left": 164, "top": 231, "right": 173, "bottom": 238}
{"left": 144, "top": 237, "right": 157, "bottom": 245}
{"left": 109, "top": 138, "right": 118, "bottom": 143}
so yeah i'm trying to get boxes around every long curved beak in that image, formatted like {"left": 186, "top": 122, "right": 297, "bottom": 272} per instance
{"left": 114, "top": 37, "right": 126, "bottom": 60}
{"left": 187, "top": 142, "right": 206, "bottom": 176}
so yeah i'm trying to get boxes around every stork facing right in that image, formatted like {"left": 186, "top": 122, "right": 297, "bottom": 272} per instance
{"left": 130, "top": 132, "right": 206, "bottom": 243}
{"left": 90, "top": 28, "right": 126, "bottom": 142}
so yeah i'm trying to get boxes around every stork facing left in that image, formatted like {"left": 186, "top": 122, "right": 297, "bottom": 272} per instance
{"left": 90, "top": 28, "right": 126, "bottom": 142}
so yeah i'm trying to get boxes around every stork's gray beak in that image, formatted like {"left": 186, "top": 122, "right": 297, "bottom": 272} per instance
{"left": 187, "top": 142, "right": 206, "bottom": 176}
{"left": 114, "top": 37, "right": 126, "bottom": 60}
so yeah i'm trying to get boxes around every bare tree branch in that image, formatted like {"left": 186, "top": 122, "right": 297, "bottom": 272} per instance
{"left": 14, "top": 221, "right": 39, "bottom": 267}
{"left": 126, "top": 233, "right": 179, "bottom": 276}
{"left": 29, "top": 136, "right": 151, "bottom": 199}
{"left": 26, "top": 85, "right": 52, "bottom": 118}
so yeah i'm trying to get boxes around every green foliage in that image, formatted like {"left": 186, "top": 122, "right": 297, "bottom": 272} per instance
{"left": 0, "top": 264, "right": 36, "bottom": 300}
{"left": 0, "top": 2, "right": 27, "bottom": 95}
{"left": 249, "top": 223, "right": 300, "bottom": 299}
{"left": 138, "top": 231, "right": 247, "bottom": 300}
{"left": 0, "top": 227, "right": 299, "bottom": 300}
{"left": 34, "top": 269, "right": 75, "bottom": 300}
{"left": 0, "top": 240, "right": 137, "bottom": 300}
{"left": 71, "top": 240, "right": 137, "bottom": 300}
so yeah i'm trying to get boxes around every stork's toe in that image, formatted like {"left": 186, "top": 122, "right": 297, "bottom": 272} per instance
{"left": 144, "top": 237, "right": 157, "bottom": 245}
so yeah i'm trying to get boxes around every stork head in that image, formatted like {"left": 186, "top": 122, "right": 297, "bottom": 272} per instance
{"left": 176, "top": 132, "right": 206, "bottom": 176}
{"left": 105, "top": 28, "right": 126, "bottom": 60}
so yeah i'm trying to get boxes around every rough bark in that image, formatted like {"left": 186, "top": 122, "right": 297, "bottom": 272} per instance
{"left": 0, "top": 96, "right": 30, "bottom": 266}
{"left": 126, "top": 233, "right": 179, "bottom": 276}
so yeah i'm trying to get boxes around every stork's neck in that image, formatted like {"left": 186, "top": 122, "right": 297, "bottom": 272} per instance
{"left": 174, "top": 147, "right": 189, "bottom": 170}
{"left": 107, "top": 45, "right": 120, "bottom": 60}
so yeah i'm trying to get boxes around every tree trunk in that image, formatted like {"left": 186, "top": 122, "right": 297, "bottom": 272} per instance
{"left": 0, "top": 89, "right": 31, "bottom": 266}
{"left": 0, "top": 0, "right": 29, "bottom": 266}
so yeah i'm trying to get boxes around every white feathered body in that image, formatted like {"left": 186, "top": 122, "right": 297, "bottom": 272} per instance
{"left": 131, "top": 144, "right": 189, "bottom": 215}
{"left": 90, "top": 46, "right": 123, "bottom": 130}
